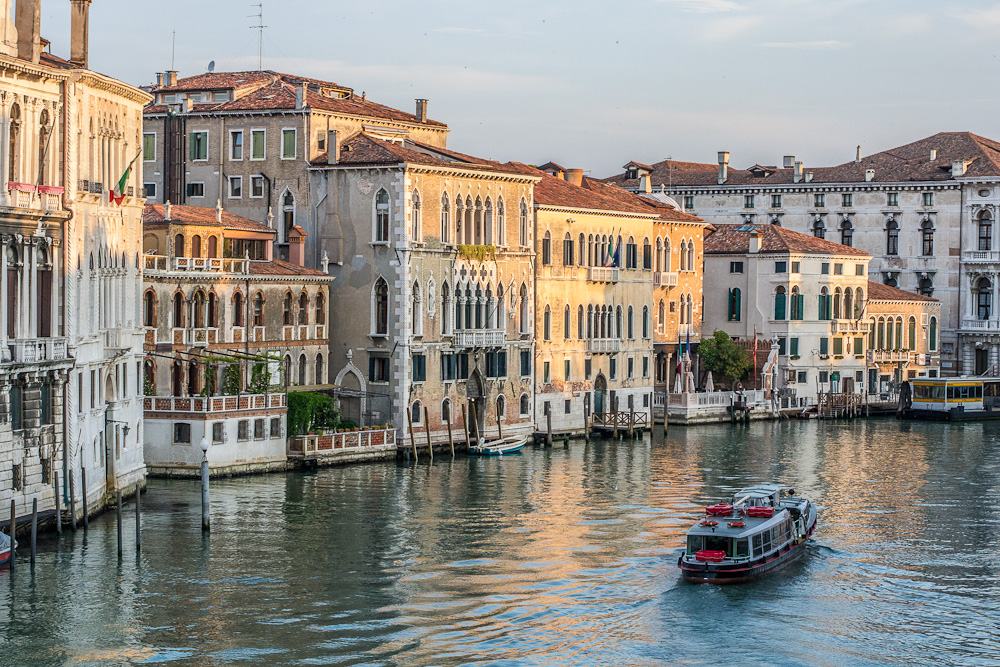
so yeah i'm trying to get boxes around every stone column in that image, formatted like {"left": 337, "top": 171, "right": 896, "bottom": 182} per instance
{"left": 964, "top": 342, "right": 974, "bottom": 376}
{"left": 991, "top": 344, "right": 999, "bottom": 374}
{"left": 0, "top": 237, "right": 7, "bottom": 358}
{"left": 28, "top": 237, "right": 37, "bottom": 338}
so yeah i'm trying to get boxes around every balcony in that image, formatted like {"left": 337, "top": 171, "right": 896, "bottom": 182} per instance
{"left": 185, "top": 327, "right": 219, "bottom": 346}
{"left": 832, "top": 320, "right": 871, "bottom": 334}
{"left": 6, "top": 337, "right": 68, "bottom": 364}
{"left": 962, "top": 250, "right": 1000, "bottom": 264}
{"left": 587, "top": 338, "right": 621, "bottom": 354}
{"left": 144, "top": 393, "right": 286, "bottom": 415}
{"left": 867, "top": 349, "right": 912, "bottom": 364}
{"left": 6, "top": 183, "right": 64, "bottom": 212}
{"left": 143, "top": 255, "right": 249, "bottom": 275}
{"left": 653, "top": 271, "right": 679, "bottom": 288}
{"left": 587, "top": 267, "right": 619, "bottom": 283}
{"left": 104, "top": 329, "right": 128, "bottom": 350}
{"left": 961, "top": 318, "right": 1000, "bottom": 331}
{"left": 454, "top": 329, "right": 506, "bottom": 348}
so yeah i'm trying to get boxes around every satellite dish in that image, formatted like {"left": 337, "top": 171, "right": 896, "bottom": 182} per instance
{"left": 207, "top": 60, "right": 216, "bottom": 72}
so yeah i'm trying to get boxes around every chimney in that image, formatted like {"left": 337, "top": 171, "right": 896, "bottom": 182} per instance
{"left": 216, "top": 200, "right": 223, "bottom": 223}
{"left": 69, "top": 0, "right": 91, "bottom": 68}
{"left": 155, "top": 72, "right": 164, "bottom": 86}
{"left": 793, "top": 161, "right": 803, "bottom": 183}
{"left": 749, "top": 230, "right": 762, "bottom": 254}
{"left": 166, "top": 70, "right": 178, "bottom": 86}
{"left": 295, "top": 83, "right": 305, "bottom": 110}
{"left": 639, "top": 173, "right": 652, "bottom": 194}
{"left": 855, "top": 145, "right": 862, "bottom": 163}
{"left": 717, "top": 151, "right": 729, "bottom": 185}
{"left": 782, "top": 156, "right": 795, "bottom": 169}
{"left": 326, "top": 129, "right": 339, "bottom": 165}
{"left": 930, "top": 148, "right": 937, "bottom": 161}
{"left": 805, "top": 172, "right": 813, "bottom": 183}
{"left": 182, "top": 97, "right": 193, "bottom": 113}
{"left": 564, "top": 168, "right": 584, "bottom": 187}
{"left": 952, "top": 160, "right": 967, "bottom": 177}
{"left": 164, "top": 201, "right": 172, "bottom": 220}
{"left": 865, "top": 169, "right": 875, "bottom": 182}
{"left": 16, "top": 0, "right": 41, "bottom": 64}
{"left": 288, "top": 226, "right": 306, "bottom": 266}
{"left": 415, "top": 98, "right": 428, "bottom": 123}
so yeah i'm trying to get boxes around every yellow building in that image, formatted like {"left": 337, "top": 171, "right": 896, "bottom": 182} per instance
{"left": 865, "top": 280, "right": 941, "bottom": 395}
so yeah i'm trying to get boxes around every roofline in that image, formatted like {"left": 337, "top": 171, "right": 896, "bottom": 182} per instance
{"left": 143, "top": 106, "right": 449, "bottom": 132}
{"left": 309, "top": 161, "right": 540, "bottom": 183}
{"left": 623, "top": 180, "right": 968, "bottom": 192}
{"left": 534, "top": 203, "right": 660, "bottom": 220}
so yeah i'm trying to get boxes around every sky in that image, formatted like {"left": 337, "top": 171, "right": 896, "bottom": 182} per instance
{"left": 32, "top": 0, "right": 1000, "bottom": 177}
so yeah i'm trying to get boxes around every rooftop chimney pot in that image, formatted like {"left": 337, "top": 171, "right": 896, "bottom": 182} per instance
{"left": 564, "top": 168, "right": 584, "bottom": 187}
{"left": 155, "top": 72, "right": 164, "bottom": 86}
{"left": 166, "top": 70, "right": 178, "bottom": 86}
{"left": 69, "top": 0, "right": 91, "bottom": 68}
{"left": 416, "top": 98, "right": 428, "bottom": 123}
{"left": 717, "top": 151, "right": 730, "bottom": 185}
{"left": 295, "top": 83, "right": 305, "bottom": 109}
{"left": 16, "top": 0, "right": 41, "bottom": 64}
{"left": 865, "top": 169, "right": 876, "bottom": 182}
{"left": 855, "top": 145, "right": 862, "bottom": 163}
{"left": 793, "top": 161, "right": 804, "bottom": 183}
{"left": 327, "top": 129, "right": 340, "bottom": 165}
{"left": 951, "top": 160, "right": 967, "bottom": 177}
{"left": 930, "top": 148, "right": 937, "bottom": 161}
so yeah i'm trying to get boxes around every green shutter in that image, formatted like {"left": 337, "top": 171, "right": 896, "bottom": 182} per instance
{"left": 833, "top": 337, "right": 843, "bottom": 355}
{"left": 796, "top": 294, "right": 805, "bottom": 320}
{"left": 775, "top": 292, "right": 786, "bottom": 320}
{"left": 854, "top": 337, "right": 863, "bottom": 355}
{"left": 820, "top": 337, "right": 829, "bottom": 355}
{"left": 790, "top": 337, "right": 799, "bottom": 356}
{"left": 189, "top": 133, "right": 196, "bottom": 160}
{"left": 282, "top": 129, "right": 296, "bottom": 158}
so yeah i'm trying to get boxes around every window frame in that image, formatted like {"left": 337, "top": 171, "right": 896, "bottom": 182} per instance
{"left": 188, "top": 130, "right": 209, "bottom": 161}
{"left": 142, "top": 132, "right": 156, "bottom": 162}
{"left": 229, "top": 129, "right": 244, "bottom": 161}
{"left": 250, "top": 128, "right": 266, "bottom": 161}
{"left": 280, "top": 127, "right": 297, "bottom": 160}
{"left": 186, "top": 181, "right": 205, "bottom": 198}
{"left": 228, "top": 175, "right": 243, "bottom": 199}
{"left": 250, "top": 175, "right": 265, "bottom": 199}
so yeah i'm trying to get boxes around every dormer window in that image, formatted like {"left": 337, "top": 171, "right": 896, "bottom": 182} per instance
{"left": 626, "top": 167, "right": 638, "bottom": 180}
{"left": 213, "top": 92, "right": 230, "bottom": 102}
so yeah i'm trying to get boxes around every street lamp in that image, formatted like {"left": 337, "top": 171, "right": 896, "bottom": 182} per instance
{"left": 200, "top": 436, "right": 209, "bottom": 532}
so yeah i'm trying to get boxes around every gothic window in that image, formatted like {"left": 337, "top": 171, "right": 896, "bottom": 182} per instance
{"left": 543, "top": 305, "right": 551, "bottom": 341}
{"left": 519, "top": 283, "right": 529, "bottom": 334}
{"left": 143, "top": 290, "right": 157, "bottom": 327}
{"left": 642, "top": 306, "right": 650, "bottom": 338}
{"left": 441, "top": 283, "right": 450, "bottom": 334}
{"left": 440, "top": 191, "right": 450, "bottom": 243}
{"left": 908, "top": 317, "right": 916, "bottom": 351}
{"left": 253, "top": 292, "right": 264, "bottom": 327}
{"left": 8, "top": 103, "right": 20, "bottom": 183}
{"left": 299, "top": 291, "right": 309, "bottom": 325}
{"left": 496, "top": 197, "right": 505, "bottom": 246}
{"left": 315, "top": 292, "right": 325, "bottom": 325}
{"left": 193, "top": 291, "right": 206, "bottom": 328}
{"left": 233, "top": 292, "right": 244, "bottom": 327}
{"left": 840, "top": 219, "right": 853, "bottom": 247}
{"left": 577, "top": 305, "right": 585, "bottom": 339}
{"left": 563, "top": 233, "right": 573, "bottom": 266}
{"left": 283, "top": 291, "right": 293, "bottom": 325}
{"left": 316, "top": 353, "right": 325, "bottom": 385}
{"left": 474, "top": 196, "right": 484, "bottom": 244}
{"left": 519, "top": 198, "right": 528, "bottom": 247}
{"left": 496, "top": 395, "right": 506, "bottom": 419}
{"left": 616, "top": 305, "right": 623, "bottom": 339}
{"left": 929, "top": 317, "right": 937, "bottom": 351}
{"left": 790, "top": 286, "right": 802, "bottom": 320}
{"left": 833, "top": 287, "right": 842, "bottom": 319}
{"left": 659, "top": 299, "right": 667, "bottom": 330}
{"left": 298, "top": 354, "right": 307, "bottom": 385}
{"left": 484, "top": 197, "right": 493, "bottom": 245}
{"left": 172, "top": 293, "right": 184, "bottom": 328}
{"left": 844, "top": 288, "right": 853, "bottom": 320}
{"left": 628, "top": 306, "right": 634, "bottom": 339}
{"left": 208, "top": 293, "right": 218, "bottom": 328}
{"left": 626, "top": 236, "right": 637, "bottom": 269}
{"left": 374, "top": 188, "right": 390, "bottom": 243}
{"left": 542, "top": 231, "right": 552, "bottom": 265}
{"left": 373, "top": 278, "right": 389, "bottom": 335}
{"left": 411, "top": 189, "right": 421, "bottom": 241}
{"left": 283, "top": 191, "right": 295, "bottom": 238}
{"left": 520, "top": 393, "right": 530, "bottom": 416}
{"left": 563, "top": 304, "right": 571, "bottom": 339}
{"left": 441, "top": 398, "right": 451, "bottom": 422}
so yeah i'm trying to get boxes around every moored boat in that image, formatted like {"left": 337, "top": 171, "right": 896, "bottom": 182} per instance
{"left": 0, "top": 531, "right": 13, "bottom": 569}
{"left": 469, "top": 435, "right": 527, "bottom": 456}
{"left": 900, "top": 377, "right": 1000, "bottom": 421}
{"left": 678, "top": 484, "right": 817, "bottom": 584}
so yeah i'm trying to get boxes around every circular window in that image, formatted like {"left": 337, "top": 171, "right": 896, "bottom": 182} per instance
{"left": 980, "top": 189, "right": 991, "bottom": 197}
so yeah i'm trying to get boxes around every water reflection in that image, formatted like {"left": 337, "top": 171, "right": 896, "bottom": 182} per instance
{"left": 0, "top": 420, "right": 998, "bottom": 665}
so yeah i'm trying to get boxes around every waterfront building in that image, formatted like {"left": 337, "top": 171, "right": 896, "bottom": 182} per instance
{"left": 141, "top": 69, "right": 447, "bottom": 266}
{"left": 309, "top": 130, "right": 539, "bottom": 443}
{"left": 864, "top": 281, "right": 941, "bottom": 395}
{"left": 140, "top": 203, "right": 332, "bottom": 475}
{"left": 605, "top": 132, "right": 1000, "bottom": 376}
{"left": 530, "top": 165, "right": 704, "bottom": 433}
{"left": 1, "top": 0, "right": 150, "bottom": 520}
{"left": 702, "top": 223, "right": 871, "bottom": 405}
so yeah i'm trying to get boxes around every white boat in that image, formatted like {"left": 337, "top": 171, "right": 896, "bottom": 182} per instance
{"left": 469, "top": 435, "right": 528, "bottom": 456}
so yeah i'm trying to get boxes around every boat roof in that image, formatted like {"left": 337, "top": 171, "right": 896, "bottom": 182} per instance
{"left": 686, "top": 509, "right": 788, "bottom": 539}
{"left": 735, "top": 484, "right": 783, "bottom": 498}
{"left": 911, "top": 376, "right": 998, "bottom": 385}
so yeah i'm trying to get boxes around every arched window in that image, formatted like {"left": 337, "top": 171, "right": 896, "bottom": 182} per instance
{"left": 543, "top": 305, "right": 551, "bottom": 341}
{"left": 283, "top": 191, "right": 295, "bottom": 238}
{"left": 299, "top": 292, "right": 309, "bottom": 325}
{"left": 144, "top": 360, "right": 156, "bottom": 396}
{"left": 519, "top": 283, "right": 529, "bottom": 334}
{"left": 374, "top": 278, "right": 389, "bottom": 335}
{"left": 578, "top": 305, "right": 585, "bottom": 339}
{"left": 587, "top": 304, "right": 594, "bottom": 339}
{"left": 662, "top": 238, "right": 671, "bottom": 271}
{"left": 441, "top": 283, "right": 451, "bottom": 334}
{"left": 626, "top": 236, "right": 637, "bottom": 269}
{"left": 844, "top": 288, "right": 853, "bottom": 320}
{"left": 174, "top": 233, "right": 184, "bottom": 258}
{"left": 409, "top": 400, "right": 422, "bottom": 425}
{"left": 895, "top": 317, "right": 903, "bottom": 349}
{"left": 442, "top": 398, "right": 452, "bottom": 423}
{"left": 929, "top": 317, "right": 937, "bottom": 351}
{"left": 841, "top": 219, "right": 853, "bottom": 247}
{"left": 315, "top": 353, "right": 325, "bottom": 385}
{"left": 315, "top": 292, "right": 325, "bottom": 325}
{"left": 813, "top": 217, "right": 825, "bottom": 239}
{"left": 8, "top": 103, "right": 20, "bottom": 182}
{"left": 484, "top": 197, "right": 493, "bottom": 245}
{"left": 886, "top": 318, "right": 895, "bottom": 349}
{"left": 918, "top": 275, "right": 934, "bottom": 297}
{"left": 563, "top": 304, "right": 570, "bottom": 339}
{"left": 728, "top": 288, "right": 741, "bottom": 321}
{"left": 208, "top": 292, "right": 218, "bottom": 328}
{"left": 877, "top": 318, "right": 886, "bottom": 349}
{"left": 474, "top": 196, "right": 484, "bottom": 244}
{"left": 192, "top": 235, "right": 202, "bottom": 258}
{"left": 193, "top": 291, "right": 206, "bottom": 328}
{"left": 440, "top": 191, "right": 450, "bottom": 243}
{"left": 833, "top": 287, "right": 842, "bottom": 319}
{"left": 563, "top": 233, "right": 573, "bottom": 266}
{"left": 790, "top": 286, "right": 802, "bottom": 320}
{"left": 374, "top": 188, "right": 390, "bottom": 242}
{"left": 519, "top": 198, "right": 528, "bottom": 246}
{"left": 233, "top": 292, "right": 245, "bottom": 327}
{"left": 464, "top": 196, "right": 474, "bottom": 244}
{"left": 979, "top": 210, "right": 993, "bottom": 251}
{"left": 868, "top": 318, "right": 877, "bottom": 350}
{"left": 655, "top": 238, "right": 663, "bottom": 272}
{"left": 283, "top": 291, "right": 293, "bottom": 325}
{"left": 298, "top": 354, "right": 307, "bottom": 385}
{"left": 454, "top": 196, "right": 464, "bottom": 243}
{"left": 977, "top": 277, "right": 992, "bottom": 320}
{"left": 642, "top": 306, "right": 650, "bottom": 338}
{"left": 542, "top": 231, "right": 552, "bottom": 265}
{"left": 411, "top": 189, "right": 421, "bottom": 241}
{"left": 921, "top": 218, "right": 934, "bottom": 256}
{"left": 616, "top": 305, "right": 623, "bottom": 339}
{"left": 818, "top": 287, "right": 831, "bottom": 320}
{"left": 143, "top": 290, "right": 156, "bottom": 327}
{"left": 520, "top": 393, "right": 530, "bottom": 417}
{"left": 854, "top": 288, "right": 864, "bottom": 318}
{"left": 679, "top": 240, "right": 688, "bottom": 271}
{"left": 627, "top": 306, "right": 634, "bottom": 339}
{"left": 208, "top": 235, "right": 218, "bottom": 258}
{"left": 496, "top": 394, "right": 506, "bottom": 419}
{"left": 886, "top": 218, "right": 899, "bottom": 255}
{"left": 774, "top": 286, "right": 786, "bottom": 320}
{"left": 496, "top": 197, "right": 505, "bottom": 246}
{"left": 688, "top": 241, "right": 695, "bottom": 270}
{"left": 172, "top": 292, "right": 184, "bottom": 328}
{"left": 578, "top": 233, "right": 586, "bottom": 267}
{"left": 253, "top": 292, "right": 264, "bottom": 326}
{"left": 659, "top": 299, "right": 667, "bottom": 330}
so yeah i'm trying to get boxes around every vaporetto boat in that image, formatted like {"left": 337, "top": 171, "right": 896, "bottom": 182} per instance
{"left": 678, "top": 484, "right": 817, "bottom": 584}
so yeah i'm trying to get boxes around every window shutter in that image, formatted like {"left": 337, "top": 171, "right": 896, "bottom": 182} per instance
{"left": 820, "top": 337, "right": 829, "bottom": 355}
{"left": 775, "top": 293, "right": 786, "bottom": 320}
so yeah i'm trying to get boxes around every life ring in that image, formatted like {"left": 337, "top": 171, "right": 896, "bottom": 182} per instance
{"left": 700, "top": 519, "right": 719, "bottom": 527}
{"left": 727, "top": 521, "right": 746, "bottom": 528}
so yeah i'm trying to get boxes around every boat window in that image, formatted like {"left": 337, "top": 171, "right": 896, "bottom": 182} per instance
{"left": 704, "top": 535, "right": 732, "bottom": 557}
{"left": 752, "top": 533, "right": 762, "bottom": 555}
{"left": 736, "top": 538, "right": 749, "bottom": 557}
{"left": 762, "top": 529, "right": 772, "bottom": 553}
{"left": 687, "top": 536, "right": 703, "bottom": 553}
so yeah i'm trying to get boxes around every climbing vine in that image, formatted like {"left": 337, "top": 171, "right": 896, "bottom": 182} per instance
{"left": 457, "top": 244, "right": 496, "bottom": 262}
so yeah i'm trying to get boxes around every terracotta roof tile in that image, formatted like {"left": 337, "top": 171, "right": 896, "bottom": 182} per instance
{"left": 866, "top": 280, "right": 938, "bottom": 303}
{"left": 248, "top": 259, "right": 330, "bottom": 277}
{"left": 605, "top": 132, "right": 1000, "bottom": 188}
{"left": 704, "top": 223, "right": 869, "bottom": 256}
{"left": 142, "top": 203, "right": 275, "bottom": 234}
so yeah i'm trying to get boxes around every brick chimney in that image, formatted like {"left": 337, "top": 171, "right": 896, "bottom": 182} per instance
{"left": 717, "top": 151, "right": 729, "bottom": 185}
{"left": 793, "top": 161, "right": 804, "bottom": 183}
{"left": 288, "top": 225, "right": 306, "bottom": 266}
{"left": 326, "top": 129, "right": 339, "bottom": 164}
{"left": 16, "top": 0, "right": 41, "bottom": 64}
{"left": 69, "top": 0, "right": 91, "bottom": 68}
{"left": 155, "top": 72, "right": 164, "bottom": 86}
{"left": 564, "top": 168, "right": 584, "bottom": 187}
{"left": 416, "top": 98, "right": 428, "bottom": 123}
{"left": 295, "top": 83, "right": 305, "bottom": 109}
{"left": 639, "top": 172, "right": 652, "bottom": 194}
{"left": 749, "top": 230, "right": 762, "bottom": 254}
{"left": 166, "top": 70, "right": 178, "bottom": 86}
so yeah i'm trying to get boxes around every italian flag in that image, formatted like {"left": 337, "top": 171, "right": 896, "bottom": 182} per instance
{"left": 109, "top": 148, "right": 143, "bottom": 206}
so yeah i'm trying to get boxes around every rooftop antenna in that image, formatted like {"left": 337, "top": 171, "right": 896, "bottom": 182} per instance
{"left": 250, "top": 3, "right": 266, "bottom": 71}
{"left": 207, "top": 60, "right": 216, "bottom": 73}
{"left": 171, "top": 28, "right": 176, "bottom": 70}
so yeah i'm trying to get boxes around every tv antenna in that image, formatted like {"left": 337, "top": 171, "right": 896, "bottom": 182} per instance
{"left": 249, "top": 3, "right": 266, "bottom": 71}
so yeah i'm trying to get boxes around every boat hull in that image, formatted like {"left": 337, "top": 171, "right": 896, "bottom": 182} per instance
{"left": 679, "top": 523, "right": 815, "bottom": 585}
{"left": 0, "top": 547, "right": 10, "bottom": 570}
{"left": 469, "top": 436, "right": 527, "bottom": 456}
{"left": 902, "top": 408, "right": 1000, "bottom": 422}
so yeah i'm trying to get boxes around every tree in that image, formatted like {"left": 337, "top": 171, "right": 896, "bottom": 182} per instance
{"left": 698, "top": 330, "right": 751, "bottom": 388}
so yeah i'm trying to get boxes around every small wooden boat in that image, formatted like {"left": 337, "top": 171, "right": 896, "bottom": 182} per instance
{"left": 469, "top": 435, "right": 527, "bottom": 456}
{"left": 678, "top": 484, "right": 817, "bottom": 584}
{"left": 0, "top": 531, "right": 14, "bottom": 569}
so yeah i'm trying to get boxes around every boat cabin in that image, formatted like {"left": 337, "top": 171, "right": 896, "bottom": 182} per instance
{"left": 907, "top": 377, "right": 1000, "bottom": 418}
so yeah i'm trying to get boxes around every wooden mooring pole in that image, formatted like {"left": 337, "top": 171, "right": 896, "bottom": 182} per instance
{"left": 447, "top": 412, "right": 455, "bottom": 457}
{"left": 546, "top": 406, "right": 552, "bottom": 446}
{"left": 407, "top": 408, "right": 418, "bottom": 462}
{"left": 628, "top": 407, "right": 635, "bottom": 439}
{"left": 53, "top": 470, "right": 61, "bottom": 535}
{"left": 496, "top": 406, "right": 504, "bottom": 440}
{"left": 116, "top": 490, "right": 123, "bottom": 559}
{"left": 135, "top": 488, "right": 142, "bottom": 550}
{"left": 9, "top": 500, "right": 15, "bottom": 573}
{"left": 80, "top": 466, "right": 89, "bottom": 531}
{"left": 462, "top": 404, "right": 471, "bottom": 452}
{"left": 470, "top": 401, "right": 480, "bottom": 443}
{"left": 68, "top": 473, "right": 77, "bottom": 531}
{"left": 584, "top": 401, "right": 590, "bottom": 443}
{"left": 424, "top": 406, "right": 433, "bottom": 462}
{"left": 29, "top": 498, "right": 37, "bottom": 565}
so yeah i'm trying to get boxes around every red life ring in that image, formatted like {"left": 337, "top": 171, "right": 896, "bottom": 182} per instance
{"left": 728, "top": 521, "right": 747, "bottom": 528}
{"left": 700, "top": 519, "right": 719, "bottom": 527}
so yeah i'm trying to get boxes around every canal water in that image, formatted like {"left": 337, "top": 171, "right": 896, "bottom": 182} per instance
{"left": 2, "top": 419, "right": 999, "bottom": 666}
